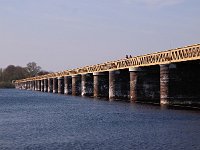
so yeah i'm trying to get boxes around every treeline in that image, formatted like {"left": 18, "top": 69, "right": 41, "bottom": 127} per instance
{"left": 0, "top": 62, "right": 49, "bottom": 88}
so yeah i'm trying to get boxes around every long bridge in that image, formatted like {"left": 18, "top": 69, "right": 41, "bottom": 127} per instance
{"left": 15, "top": 44, "right": 200, "bottom": 107}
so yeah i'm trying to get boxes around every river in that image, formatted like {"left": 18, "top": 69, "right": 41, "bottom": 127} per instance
{"left": 0, "top": 89, "right": 200, "bottom": 150}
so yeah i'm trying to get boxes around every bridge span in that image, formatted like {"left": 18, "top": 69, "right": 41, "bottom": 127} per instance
{"left": 15, "top": 44, "right": 200, "bottom": 107}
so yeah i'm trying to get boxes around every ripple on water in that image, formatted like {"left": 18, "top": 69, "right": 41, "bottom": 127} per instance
{"left": 0, "top": 89, "right": 200, "bottom": 150}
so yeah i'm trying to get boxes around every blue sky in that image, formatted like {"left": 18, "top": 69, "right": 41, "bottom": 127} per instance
{"left": 0, "top": 0, "right": 199, "bottom": 71}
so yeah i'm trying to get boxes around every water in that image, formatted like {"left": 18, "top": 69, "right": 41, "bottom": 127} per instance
{"left": 0, "top": 89, "right": 200, "bottom": 150}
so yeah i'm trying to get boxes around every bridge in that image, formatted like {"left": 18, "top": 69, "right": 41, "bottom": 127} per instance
{"left": 15, "top": 44, "right": 200, "bottom": 107}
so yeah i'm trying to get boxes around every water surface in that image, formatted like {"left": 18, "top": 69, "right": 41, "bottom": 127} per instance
{"left": 0, "top": 89, "right": 200, "bottom": 150}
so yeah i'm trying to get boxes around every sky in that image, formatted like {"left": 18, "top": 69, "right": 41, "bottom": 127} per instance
{"left": 0, "top": 0, "right": 199, "bottom": 72}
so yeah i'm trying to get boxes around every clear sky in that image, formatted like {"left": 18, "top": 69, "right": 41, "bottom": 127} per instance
{"left": 0, "top": 0, "right": 199, "bottom": 72}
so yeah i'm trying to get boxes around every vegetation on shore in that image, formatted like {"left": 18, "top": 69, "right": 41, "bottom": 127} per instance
{"left": 0, "top": 62, "right": 49, "bottom": 88}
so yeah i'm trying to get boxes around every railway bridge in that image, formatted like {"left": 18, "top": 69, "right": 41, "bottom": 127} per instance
{"left": 15, "top": 44, "right": 200, "bottom": 107}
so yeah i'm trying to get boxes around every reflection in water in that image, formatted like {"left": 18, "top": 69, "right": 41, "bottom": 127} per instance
{"left": 0, "top": 89, "right": 200, "bottom": 150}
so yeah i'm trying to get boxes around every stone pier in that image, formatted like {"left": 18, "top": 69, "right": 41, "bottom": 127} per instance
{"left": 81, "top": 74, "right": 93, "bottom": 96}
{"left": 93, "top": 72, "right": 109, "bottom": 98}
{"left": 37, "top": 80, "right": 41, "bottom": 91}
{"left": 41, "top": 80, "right": 44, "bottom": 92}
{"left": 109, "top": 71, "right": 117, "bottom": 100}
{"left": 44, "top": 79, "right": 48, "bottom": 92}
{"left": 160, "top": 64, "right": 170, "bottom": 105}
{"left": 58, "top": 77, "right": 64, "bottom": 94}
{"left": 72, "top": 75, "right": 81, "bottom": 96}
{"left": 129, "top": 67, "right": 140, "bottom": 102}
{"left": 34, "top": 80, "right": 37, "bottom": 91}
{"left": 53, "top": 78, "right": 58, "bottom": 93}
{"left": 64, "top": 76, "right": 72, "bottom": 95}
{"left": 48, "top": 78, "right": 53, "bottom": 93}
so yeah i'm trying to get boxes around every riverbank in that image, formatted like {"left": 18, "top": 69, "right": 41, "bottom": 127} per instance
{"left": 0, "top": 82, "right": 15, "bottom": 88}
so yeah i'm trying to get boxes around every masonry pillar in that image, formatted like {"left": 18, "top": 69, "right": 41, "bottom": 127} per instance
{"left": 72, "top": 75, "right": 81, "bottom": 96}
{"left": 30, "top": 81, "right": 33, "bottom": 90}
{"left": 28, "top": 82, "right": 30, "bottom": 90}
{"left": 160, "top": 64, "right": 170, "bottom": 105}
{"left": 53, "top": 78, "right": 58, "bottom": 93}
{"left": 31, "top": 81, "right": 34, "bottom": 90}
{"left": 129, "top": 67, "right": 141, "bottom": 102}
{"left": 41, "top": 80, "right": 44, "bottom": 92}
{"left": 93, "top": 73, "right": 99, "bottom": 97}
{"left": 81, "top": 73, "right": 93, "bottom": 96}
{"left": 48, "top": 78, "right": 53, "bottom": 93}
{"left": 44, "top": 79, "right": 48, "bottom": 92}
{"left": 22, "top": 82, "right": 25, "bottom": 90}
{"left": 109, "top": 71, "right": 117, "bottom": 100}
{"left": 26, "top": 82, "right": 29, "bottom": 90}
{"left": 64, "top": 76, "right": 72, "bottom": 95}
{"left": 93, "top": 72, "right": 109, "bottom": 98}
{"left": 27, "top": 82, "right": 29, "bottom": 90}
{"left": 37, "top": 80, "right": 41, "bottom": 91}
{"left": 81, "top": 74, "right": 87, "bottom": 96}
{"left": 34, "top": 80, "right": 37, "bottom": 91}
{"left": 58, "top": 77, "right": 64, "bottom": 94}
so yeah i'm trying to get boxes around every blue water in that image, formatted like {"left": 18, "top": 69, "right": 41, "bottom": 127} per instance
{"left": 0, "top": 89, "right": 200, "bottom": 150}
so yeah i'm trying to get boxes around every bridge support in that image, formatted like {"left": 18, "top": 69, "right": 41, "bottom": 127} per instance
{"left": 72, "top": 75, "right": 81, "bottom": 96}
{"left": 64, "top": 76, "right": 72, "bottom": 95}
{"left": 53, "top": 78, "right": 58, "bottom": 93}
{"left": 58, "top": 77, "right": 64, "bottom": 94}
{"left": 41, "top": 80, "right": 44, "bottom": 92}
{"left": 26, "top": 82, "right": 29, "bottom": 90}
{"left": 37, "top": 80, "right": 41, "bottom": 91}
{"left": 81, "top": 74, "right": 93, "bottom": 96}
{"left": 31, "top": 81, "right": 35, "bottom": 91}
{"left": 48, "top": 78, "right": 53, "bottom": 93}
{"left": 109, "top": 71, "right": 117, "bottom": 100}
{"left": 93, "top": 72, "right": 109, "bottom": 98}
{"left": 129, "top": 67, "right": 141, "bottom": 102}
{"left": 160, "top": 64, "right": 170, "bottom": 105}
{"left": 34, "top": 80, "right": 37, "bottom": 91}
{"left": 44, "top": 79, "right": 48, "bottom": 92}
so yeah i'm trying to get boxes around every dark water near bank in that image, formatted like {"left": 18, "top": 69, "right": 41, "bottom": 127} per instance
{"left": 0, "top": 89, "right": 200, "bottom": 150}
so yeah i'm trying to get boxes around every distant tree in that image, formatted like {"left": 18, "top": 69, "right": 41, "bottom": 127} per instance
{"left": 0, "top": 62, "right": 48, "bottom": 88}
{"left": 0, "top": 68, "right": 3, "bottom": 81}
{"left": 25, "top": 62, "right": 41, "bottom": 77}
{"left": 38, "top": 70, "right": 49, "bottom": 76}
{"left": 15, "top": 66, "right": 28, "bottom": 80}
{"left": 3, "top": 65, "right": 16, "bottom": 82}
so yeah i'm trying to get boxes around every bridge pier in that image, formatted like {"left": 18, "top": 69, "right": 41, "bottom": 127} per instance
{"left": 72, "top": 75, "right": 81, "bottom": 96}
{"left": 93, "top": 72, "right": 109, "bottom": 98}
{"left": 81, "top": 74, "right": 93, "bottom": 96}
{"left": 162, "top": 61, "right": 200, "bottom": 106}
{"left": 44, "top": 79, "right": 48, "bottom": 92}
{"left": 109, "top": 71, "right": 117, "bottom": 100}
{"left": 53, "top": 78, "right": 58, "bottom": 93}
{"left": 108, "top": 69, "right": 130, "bottom": 101}
{"left": 37, "top": 80, "right": 41, "bottom": 91}
{"left": 129, "top": 66, "right": 160, "bottom": 103}
{"left": 41, "top": 80, "right": 44, "bottom": 92}
{"left": 30, "top": 82, "right": 32, "bottom": 90}
{"left": 64, "top": 76, "right": 72, "bottom": 95}
{"left": 34, "top": 81, "right": 37, "bottom": 91}
{"left": 58, "top": 77, "right": 64, "bottom": 94}
{"left": 27, "top": 82, "right": 30, "bottom": 90}
{"left": 160, "top": 64, "right": 170, "bottom": 105}
{"left": 48, "top": 78, "right": 53, "bottom": 93}
{"left": 31, "top": 81, "right": 35, "bottom": 91}
{"left": 129, "top": 67, "right": 140, "bottom": 102}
